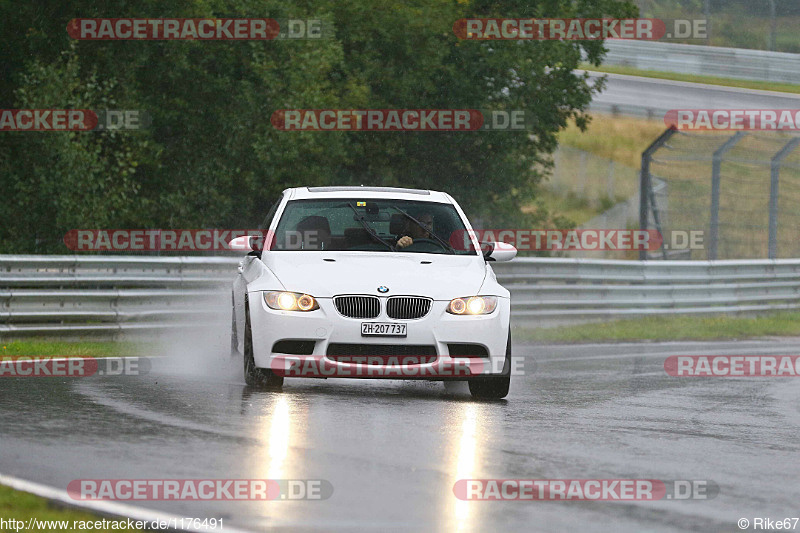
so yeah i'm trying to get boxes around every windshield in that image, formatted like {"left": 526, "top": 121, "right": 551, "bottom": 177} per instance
{"left": 270, "top": 199, "right": 477, "bottom": 255}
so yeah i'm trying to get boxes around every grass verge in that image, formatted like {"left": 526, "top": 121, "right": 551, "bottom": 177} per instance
{"left": 0, "top": 340, "right": 139, "bottom": 358}
{"left": 0, "top": 484, "right": 140, "bottom": 531}
{"left": 582, "top": 64, "right": 800, "bottom": 95}
{"left": 526, "top": 189, "right": 606, "bottom": 227}
{"left": 517, "top": 311, "right": 800, "bottom": 343}
{"left": 557, "top": 113, "right": 665, "bottom": 168}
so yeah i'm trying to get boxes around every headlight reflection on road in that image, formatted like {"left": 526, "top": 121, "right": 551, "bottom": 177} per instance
{"left": 247, "top": 394, "right": 307, "bottom": 488}
{"left": 267, "top": 396, "right": 291, "bottom": 480}
{"left": 453, "top": 403, "right": 480, "bottom": 531}
{"left": 244, "top": 393, "right": 306, "bottom": 524}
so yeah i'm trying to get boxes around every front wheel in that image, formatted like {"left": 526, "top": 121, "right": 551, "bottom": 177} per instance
{"left": 230, "top": 294, "right": 239, "bottom": 357}
{"left": 243, "top": 297, "right": 284, "bottom": 390}
{"left": 468, "top": 329, "right": 511, "bottom": 399}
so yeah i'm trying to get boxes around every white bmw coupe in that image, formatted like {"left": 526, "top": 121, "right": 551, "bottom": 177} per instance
{"left": 230, "top": 186, "right": 516, "bottom": 399}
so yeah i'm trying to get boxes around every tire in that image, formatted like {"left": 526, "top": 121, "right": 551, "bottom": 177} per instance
{"left": 468, "top": 329, "right": 511, "bottom": 400}
{"left": 243, "top": 297, "right": 284, "bottom": 390}
{"left": 230, "top": 294, "right": 239, "bottom": 357}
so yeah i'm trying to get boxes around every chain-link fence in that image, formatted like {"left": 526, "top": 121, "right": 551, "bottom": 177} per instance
{"left": 641, "top": 128, "right": 800, "bottom": 260}
{"left": 542, "top": 146, "right": 642, "bottom": 259}
{"left": 634, "top": 0, "right": 800, "bottom": 53}
{"left": 549, "top": 145, "right": 639, "bottom": 210}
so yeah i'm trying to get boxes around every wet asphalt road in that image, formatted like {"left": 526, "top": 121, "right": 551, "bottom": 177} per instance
{"left": 1, "top": 335, "right": 800, "bottom": 532}
{"left": 588, "top": 71, "right": 800, "bottom": 117}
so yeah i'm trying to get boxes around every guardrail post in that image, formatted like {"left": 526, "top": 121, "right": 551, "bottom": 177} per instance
{"left": 640, "top": 127, "right": 677, "bottom": 260}
{"left": 768, "top": 0, "right": 777, "bottom": 51}
{"left": 709, "top": 132, "right": 745, "bottom": 260}
{"left": 769, "top": 137, "right": 800, "bottom": 259}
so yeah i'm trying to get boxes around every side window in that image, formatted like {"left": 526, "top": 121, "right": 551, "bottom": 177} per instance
{"left": 259, "top": 196, "right": 282, "bottom": 230}
{"left": 257, "top": 196, "right": 283, "bottom": 252}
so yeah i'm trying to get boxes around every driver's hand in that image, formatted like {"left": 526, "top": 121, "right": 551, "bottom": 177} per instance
{"left": 397, "top": 236, "right": 413, "bottom": 248}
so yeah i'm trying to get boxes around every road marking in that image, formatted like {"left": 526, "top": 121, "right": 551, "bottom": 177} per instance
{"left": 0, "top": 472, "right": 254, "bottom": 532}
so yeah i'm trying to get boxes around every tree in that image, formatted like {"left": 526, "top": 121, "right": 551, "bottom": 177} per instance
{"left": 0, "top": 0, "right": 637, "bottom": 252}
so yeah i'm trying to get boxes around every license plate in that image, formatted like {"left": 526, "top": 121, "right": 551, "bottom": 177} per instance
{"left": 361, "top": 322, "right": 407, "bottom": 337}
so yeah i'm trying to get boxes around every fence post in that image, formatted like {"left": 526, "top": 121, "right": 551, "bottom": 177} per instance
{"left": 768, "top": 0, "right": 777, "bottom": 51}
{"left": 578, "top": 150, "right": 587, "bottom": 196}
{"left": 607, "top": 159, "right": 615, "bottom": 200}
{"left": 639, "top": 127, "right": 677, "bottom": 260}
{"left": 709, "top": 132, "right": 745, "bottom": 260}
{"left": 553, "top": 148, "right": 562, "bottom": 193}
{"left": 769, "top": 137, "right": 800, "bottom": 259}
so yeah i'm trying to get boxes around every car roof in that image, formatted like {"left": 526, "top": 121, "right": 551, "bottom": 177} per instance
{"left": 284, "top": 186, "right": 453, "bottom": 203}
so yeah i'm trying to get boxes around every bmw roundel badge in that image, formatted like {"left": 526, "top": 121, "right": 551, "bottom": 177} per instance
{"left": 377, "top": 286, "right": 389, "bottom": 293}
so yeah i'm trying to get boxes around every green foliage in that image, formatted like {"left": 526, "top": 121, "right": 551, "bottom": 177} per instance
{"left": 0, "top": 0, "right": 636, "bottom": 252}
{"left": 0, "top": 340, "right": 137, "bottom": 357}
{"left": 0, "top": 44, "right": 157, "bottom": 252}
{"left": 0, "top": 484, "right": 142, "bottom": 527}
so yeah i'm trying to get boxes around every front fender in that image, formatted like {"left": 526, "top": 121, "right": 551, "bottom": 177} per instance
{"left": 232, "top": 255, "right": 284, "bottom": 353}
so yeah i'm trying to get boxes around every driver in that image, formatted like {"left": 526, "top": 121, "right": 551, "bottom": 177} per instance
{"left": 396, "top": 212, "right": 433, "bottom": 249}
{"left": 294, "top": 215, "right": 331, "bottom": 250}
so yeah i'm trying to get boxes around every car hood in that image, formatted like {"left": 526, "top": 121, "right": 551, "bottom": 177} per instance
{"left": 260, "top": 252, "right": 487, "bottom": 300}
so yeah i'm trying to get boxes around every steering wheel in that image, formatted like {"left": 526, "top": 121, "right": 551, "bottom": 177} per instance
{"left": 405, "top": 238, "right": 448, "bottom": 251}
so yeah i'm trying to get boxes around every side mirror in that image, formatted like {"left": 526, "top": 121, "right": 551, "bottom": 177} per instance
{"left": 482, "top": 241, "right": 517, "bottom": 262}
{"left": 228, "top": 235, "right": 265, "bottom": 253}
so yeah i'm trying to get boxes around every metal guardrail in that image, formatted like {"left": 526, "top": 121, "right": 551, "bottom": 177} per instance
{"left": 3, "top": 255, "right": 800, "bottom": 336}
{"left": 0, "top": 256, "right": 237, "bottom": 336}
{"left": 603, "top": 41, "right": 800, "bottom": 84}
{"left": 502, "top": 258, "right": 800, "bottom": 326}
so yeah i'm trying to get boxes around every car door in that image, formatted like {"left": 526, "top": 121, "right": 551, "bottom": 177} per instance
{"left": 233, "top": 195, "right": 284, "bottom": 351}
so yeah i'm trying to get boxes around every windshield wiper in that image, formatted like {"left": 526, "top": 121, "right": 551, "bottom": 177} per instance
{"left": 347, "top": 203, "right": 396, "bottom": 252}
{"left": 391, "top": 207, "right": 456, "bottom": 254}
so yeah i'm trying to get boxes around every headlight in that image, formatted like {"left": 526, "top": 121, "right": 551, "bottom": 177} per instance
{"left": 447, "top": 296, "right": 498, "bottom": 315}
{"left": 264, "top": 291, "right": 319, "bottom": 312}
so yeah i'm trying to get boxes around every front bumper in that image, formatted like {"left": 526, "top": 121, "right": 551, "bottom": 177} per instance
{"left": 248, "top": 293, "right": 510, "bottom": 380}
